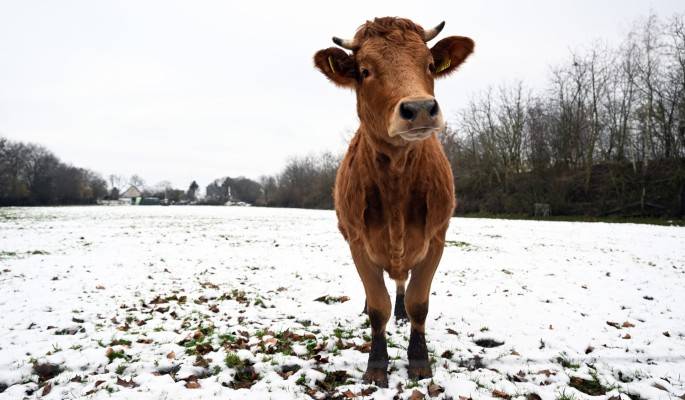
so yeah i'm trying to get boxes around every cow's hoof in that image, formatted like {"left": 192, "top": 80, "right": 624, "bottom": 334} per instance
{"left": 394, "top": 294, "right": 408, "bottom": 321}
{"left": 362, "top": 368, "right": 388, "bottom": 388}
{"left": 407, "top": 362, "right": 432, "bottom": 380}
{"left": 394, "top": 304, "right": 408, "bottom": 322}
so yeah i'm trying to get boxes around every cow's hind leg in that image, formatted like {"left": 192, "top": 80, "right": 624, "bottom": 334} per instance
{"left": 394, "top": 279, "right": 408, "bottom": 321}
{"left": 405, "top": 236, "right": 445, "bottom": 380}
{"left": 350, "top": 244, "right": 391, "bottom": 387}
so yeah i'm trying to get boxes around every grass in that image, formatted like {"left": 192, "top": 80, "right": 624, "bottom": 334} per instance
{"left": 555, "top": 353, "right": 580, "bottom": 369}
{"left": 115, "top": 364, "right": 127, "bottom": 375}
{"left": 555, "top": 389, "right": 577, "bottom": 400}
{"left": 106, "top": 349, "right": 130, "bottom": 363}
{"left": 457, "top": 212, "right": 685, "bottom": 226}
{"left": 224, "top": 352, "right": 242, "bottom": 368}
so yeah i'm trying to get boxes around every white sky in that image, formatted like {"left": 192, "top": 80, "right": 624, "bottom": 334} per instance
{"left": 1, "top": 1, "right": 683, "bottom": 189}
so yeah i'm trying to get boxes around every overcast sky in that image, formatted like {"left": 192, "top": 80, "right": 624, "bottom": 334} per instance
{"left": 1, "top": 1, "right": 683, "bottom": 189}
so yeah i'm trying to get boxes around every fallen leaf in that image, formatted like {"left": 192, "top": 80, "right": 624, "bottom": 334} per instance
{"left": 42, "top": 382, "right": 52, "bottom": 396}
{"left": 409, "top": 389, "right": 425, "bottom": 400}
{"left": 116, "top": 377, "right": 138, "bottom": 388}
{"left": 167, "top": 351, "right": 175, "bottom": 359}
{"left": 492, "top": 389, "right": 511, "bottom": 399}
{"left": 185, "top": 381, "right": 201, "bottom": 389}
{"left": 622, "top": 321, "right": 635, "bottom": 328}
{"left": 622, "top": 333, "right": 631, "bottom": 339}
{"left": 428, "top": 383, "right": 444, "bottom": 397}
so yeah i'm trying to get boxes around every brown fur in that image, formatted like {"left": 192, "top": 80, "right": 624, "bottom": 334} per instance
{"left": 313, "top": 17, "right": 474, "bottom": 385}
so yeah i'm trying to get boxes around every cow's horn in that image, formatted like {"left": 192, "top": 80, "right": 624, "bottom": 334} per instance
{"left": 332, "top": 36, "right": 357, "bottom": 50}
{"left": 423, "top": 21, "right": 445, "bottom": 42}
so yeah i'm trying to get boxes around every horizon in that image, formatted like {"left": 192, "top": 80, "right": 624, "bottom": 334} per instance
{"left": 1, "top": 0, "right": 683, "bottom": 190}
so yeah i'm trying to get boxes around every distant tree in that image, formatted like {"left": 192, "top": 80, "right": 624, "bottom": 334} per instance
{"left": 187, "top": 180, "right": 199, "bottom": 201}
{"left": 129, "top": 174, "right": 145, "bottom": 190}
{"left": 0, "top": 136, "right": 107, "bottom": 205}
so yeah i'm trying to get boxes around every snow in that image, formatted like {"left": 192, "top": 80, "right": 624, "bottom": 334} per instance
{"left": 0, "top": 206, "right": 683, "bottom": 399}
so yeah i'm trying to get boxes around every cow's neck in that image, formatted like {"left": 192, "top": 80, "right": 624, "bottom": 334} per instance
{"left": 359, "top": 125, "right": 422, "bottom": 179}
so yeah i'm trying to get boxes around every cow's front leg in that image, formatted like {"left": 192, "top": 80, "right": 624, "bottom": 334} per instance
{"left": 350, "top": 245, "right": 390, "bottom": 387}
{"left": 405, "top": 236, "right": 445, "bottom": 380}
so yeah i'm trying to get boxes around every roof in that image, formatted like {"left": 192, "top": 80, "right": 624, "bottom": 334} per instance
{"left": 120, "top": 186, "right": 142, "bottom": 198}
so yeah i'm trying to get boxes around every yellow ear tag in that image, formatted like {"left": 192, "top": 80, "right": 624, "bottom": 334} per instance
{"left": 436, "top": 58, "right": 451, "bottom": 74}
{"left": 327, "top": 56, "right": 336, "bottom": 74}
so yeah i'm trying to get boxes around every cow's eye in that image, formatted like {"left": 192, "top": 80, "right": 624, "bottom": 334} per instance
{"left": 360, "top": 68, "right": 370, "bottom": 79}
{"left": 428, "top": 63, "right": 436, "bottom": 73}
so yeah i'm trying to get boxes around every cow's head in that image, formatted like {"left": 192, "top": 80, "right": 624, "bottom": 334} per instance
{"left": 314, "top": 17, "right": 473, "bottom": 144}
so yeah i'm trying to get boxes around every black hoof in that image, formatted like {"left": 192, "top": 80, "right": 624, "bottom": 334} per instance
{"left": 394, "top": 294, "right": 408, "bottom": 321}
{"left": 407, "top": 329, "right": 431, "bottom": 379}
{"left": 407, "top": 361, "right": 432, "bottom": 380}
{"left": 362, "top": 368, "right": 388, "bottom": 388}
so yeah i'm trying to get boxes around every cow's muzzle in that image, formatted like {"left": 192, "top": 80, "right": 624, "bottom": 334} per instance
{"left": 388, "top": 96, "right": 445, "bottom": 141}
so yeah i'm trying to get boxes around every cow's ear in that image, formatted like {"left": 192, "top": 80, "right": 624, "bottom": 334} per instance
{"left": 430, "top": 36, "right": 474, "bottom": 78}
{"left": 314, "top": 47, "right": 357, "bottom": 87}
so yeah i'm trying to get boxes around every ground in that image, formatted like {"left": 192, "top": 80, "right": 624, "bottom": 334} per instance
{"left": 0, "top": 206, "right": 683, "bottom": 400}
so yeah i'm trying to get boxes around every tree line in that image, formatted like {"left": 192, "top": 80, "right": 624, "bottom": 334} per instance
{"left": 238, "top": 13, "right": 684, "bottom": 217}
{"left": 442, "top": 13, "right": 685, "bottom": 217}
{"left": 0, "top": 137, "right": 107, "bottom": 206}
{"left": 203, "top": 152, "right": 339, "bottom": 209}
{"left": 3, "top": 13, "right": 683, "bottom": 217}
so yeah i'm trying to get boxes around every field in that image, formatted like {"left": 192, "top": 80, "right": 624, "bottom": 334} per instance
{"left": 0, "top": 206, "right": 683, "bottom": 400}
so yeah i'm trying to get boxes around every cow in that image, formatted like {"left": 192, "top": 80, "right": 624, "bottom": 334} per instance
{"left": 313, "top": 17, "right": 474, "bottom": 387}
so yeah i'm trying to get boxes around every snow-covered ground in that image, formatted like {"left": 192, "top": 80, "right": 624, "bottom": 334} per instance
{"left": 0, "top": 206, "right": 683, "bottom": 400}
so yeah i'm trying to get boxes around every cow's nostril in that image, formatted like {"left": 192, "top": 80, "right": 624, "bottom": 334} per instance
{"left": 429, "top": 100, "right": 439, "bottom": 117}
{"left": 399, "top": 103, "right": 416, "bottom": 121}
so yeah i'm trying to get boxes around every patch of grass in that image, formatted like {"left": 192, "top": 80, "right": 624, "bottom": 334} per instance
{"left": 457, "top": 213, "right": 685, "bottom": 227}
{"left": 555, "top": 353, "right": 580, "bottom": 369}
{"left": 254, "top": 297, "right": 266, "bottom": 308}
{"left": 444, "top": 240, "right": 471, "bottom": 248}
{"left": 106, "top": 349, "right": 130, "bottom": 363}
{"left": 110, "top": 338, "right": 131, "bottom": 346}
{"left": 224, "top": 352, "right": 242, "bottom": 368}
{"left": 405, "top": 379, "right": 420, "bottom": 388}
{"left": 332, "top": 326, "right": 353, "bottom": 340}
{"left": 555, "top": 389, "right": 577, "bottom": 400}
{"left": 219, "top": 333, "right": 236, "bottom": 346}
{"left": 115, "top": 364, "right": 127, "bottom": 375}
{"left": 569, "top": 376, "right": 605, "bottom": 396}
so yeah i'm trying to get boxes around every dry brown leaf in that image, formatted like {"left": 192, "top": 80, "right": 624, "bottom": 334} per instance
{"left": 409, "top": 389, "right": 426, "bottom": 400}
{"left": 166, "top": 351, "right": 175, "bottom": 359}
{"left": 42, "top": 382, "right": 52, "bottom": 396}
{"left": 185, "top": 381, "right": 201, "bottom": 389}
{"left": 428, "top": 383, "right": 444, "bottom": 397}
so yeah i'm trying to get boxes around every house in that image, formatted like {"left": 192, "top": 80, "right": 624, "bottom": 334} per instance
{"left": 120, "top": 186, "right": 142, "bottom": 205}
{"left": 120, "top": 186, "right": 142, "bottom": 199}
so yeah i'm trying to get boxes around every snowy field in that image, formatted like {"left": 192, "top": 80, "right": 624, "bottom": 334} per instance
{"left": 0, "top": 206, "right": 683, "bottom": 400}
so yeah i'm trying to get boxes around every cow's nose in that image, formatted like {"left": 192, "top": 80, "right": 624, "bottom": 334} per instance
{"left": 399, "top": 99, "right": 440, "bottom": 121}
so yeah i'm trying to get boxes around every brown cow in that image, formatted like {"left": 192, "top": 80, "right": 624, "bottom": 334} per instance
{"left": 313, "top": 17, "right": 473, "bottom": 386}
